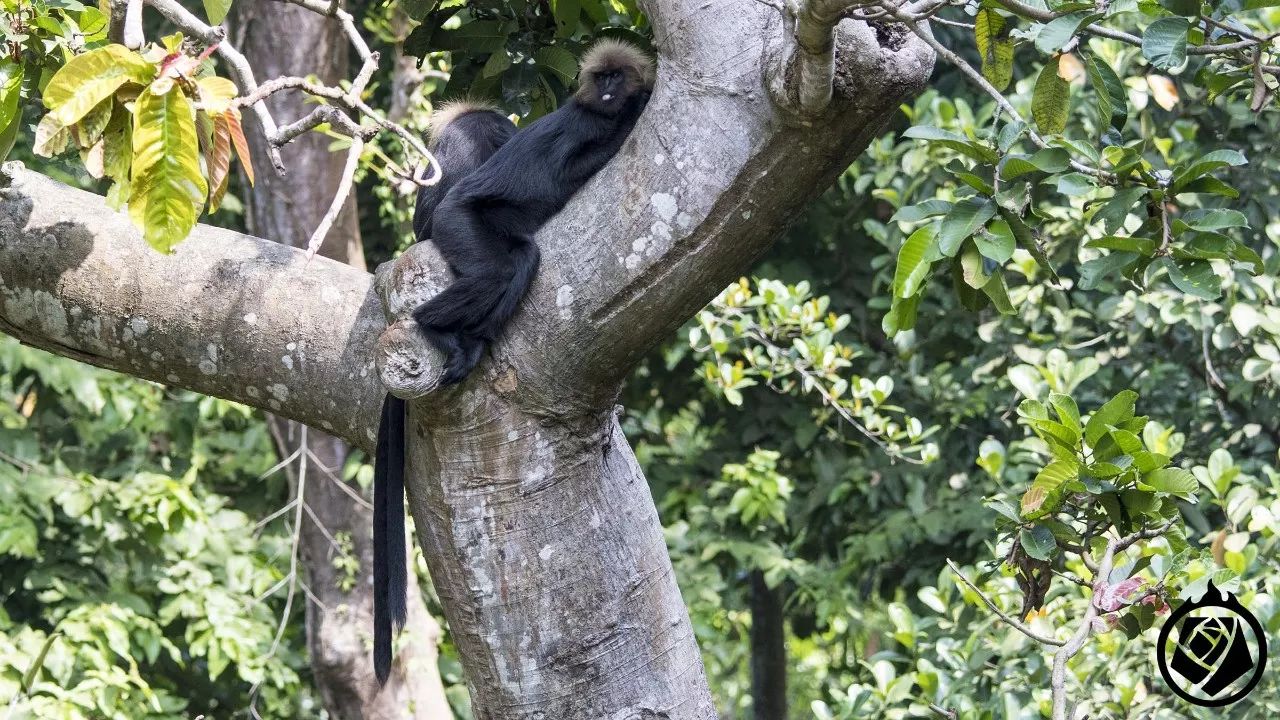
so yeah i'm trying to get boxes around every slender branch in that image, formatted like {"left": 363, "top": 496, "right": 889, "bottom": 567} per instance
{"left": 1051, "top": 540, "right": 1116, "bottom": 720}
{"left": 1115, "top": 518, "right": 1177, "bottom": 552}
{"left": 306, "top": 136, "right": 363, "bottom": 258}
{"left": 946, "top": 559, "right": 1066, "bottom": 647}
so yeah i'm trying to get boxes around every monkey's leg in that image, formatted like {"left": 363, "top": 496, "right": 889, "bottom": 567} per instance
{"left": 414, "top": 269, "right": 513, "bottom": 385}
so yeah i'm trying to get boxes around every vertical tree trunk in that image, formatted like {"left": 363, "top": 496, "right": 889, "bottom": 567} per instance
{"left": 234, "top": 4, "right": 451, "bottom": 717}
{"left": 749, "top": 572, "right": 787, "bottom": 720}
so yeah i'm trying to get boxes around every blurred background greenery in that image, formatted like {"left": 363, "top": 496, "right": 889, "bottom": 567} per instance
{"left": 2, "top": 0, "right": 1279, "bottom": 718}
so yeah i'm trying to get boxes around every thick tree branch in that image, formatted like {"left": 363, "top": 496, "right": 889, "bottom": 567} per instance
{"left": 0, "top": 163, "right": 385, "bottom": 451}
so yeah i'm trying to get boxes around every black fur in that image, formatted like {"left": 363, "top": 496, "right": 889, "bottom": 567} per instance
{"left": 372, "top": 41, "right": 652, "bottom": 684}
{"left": 373, "top": 106, "right": 515, "bottom": 686}
{"left": 413, "top": 52, "right": 652, "bottom": 385}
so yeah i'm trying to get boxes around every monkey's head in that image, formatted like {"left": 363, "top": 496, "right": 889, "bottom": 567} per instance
{"left": 576, "top": 39, "right": 654, "bottom": 116}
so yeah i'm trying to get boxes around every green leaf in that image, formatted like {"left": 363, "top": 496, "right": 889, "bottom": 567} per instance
{"left": 1142, "top": 18, "right": 1190, "bottom": 70}
{"left": 998, "top": 208, "right": 1058, "bottom": 278}
{"left": 42, "top": 45, "right": 155, "bottom": 126}
{"left": 550, "top": 0, "right": 582, "bottom": 37}
{"left": 1036, "top": 11, "right": 1100, "bottom": 54}
{"left": 960, "top": 240, "right": 991, "bottom": 289}
{"left": 902, "top": 126, "right": 999, "bottom": 164}
{"left": 1033, "top": 60, "right": 1070, "bottom": 135}
{"left": 1139, "top": 467, "right": 1198, "bottom": 496}
{"left": 433, "top": 20, "right": 510, "bottom": 53}
{"left": 981, "top": 271, "right": 1015, "bottom": 314}
{"left": 1161, "top": 257, "right": 1221, "bottom": 299}
{"left": 130, "top": 86, "right": 207, "bottom": 253}
{"left": 0, "top": 60, "right": 22, "bottom": 136}
{"left": 883, "top": 293, "right": 921, "bottom": 337}
{"left": 1048, "top": 393, "right": 1081, "bottom": 435}
{"left": 1085, "top": 53, "right": 1127, "bottom": 133}
{"left": 1085, "top": 235, "right": 1157, "bottom": 255}
{"left": 203, "top": 0, "right": 233, "bottom": 24}
{"left": 1091, "top": 187, "right": 1146, "bottom": 234}
{"left": 1000, "top": 147, "right": 1070, "bottom": 179}
{"left": 1020, "top": 525, "right": 1058, "bottom": 561}
{"left": 975, "top": 219, "right": 1015, "bottom": 262}
{"left": 534, "top": 46, "right": 579, "bottom": 86}
{"left": 1022, "top": 460, "right": 1078, "bottom": 518}
{"left": 894, "top": 226, "right": 939, "bottom": 298}
{"left": 892, "top": 199, "right": 952, "bottom": 223}
{"left": 1172, "top": 149, "right": 1247, "bottom": 190}
{"left": 939, "top": 198, "right": 997, "bottom": 256}
{"left": 482, "top": 50, "right": 512, "bottom": 78}
{"left": 1084, "top": 390, "right": 1137, "bottom": 446}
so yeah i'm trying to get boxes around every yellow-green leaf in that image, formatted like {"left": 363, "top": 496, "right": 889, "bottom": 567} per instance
{"left": 976, "top": 9, "right": 1014, "bottom": 91}
{"left": 43, "top": 45, "right": 155, "bottom": 126}
{"left": 203, "top": 0, "right": 234, "bottom": 25}
{"left": 196, "top": 76, "right": 238, "bottom": 115}
{"left": 32, "top": 113, "right": 71, "bottom": 157}
{"left": 0, "top": 60, "right": 22, "bottom": 134}
{"left": 130, "top": 86, "right": 207, "bottom": 253}
{"left": 70, "top": 97, "right": 113, "bottom": 149}
{"left": 1032, "top": 58, "right": 1070, "bottom": 135}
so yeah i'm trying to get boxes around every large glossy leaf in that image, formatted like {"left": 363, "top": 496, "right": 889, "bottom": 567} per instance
{"left": 894, "top": 226, "right": 939, "bottom": 298}
{"left": 1035, "top": 11, "right": 1100, "bottom": 54}
{"left": 1084, "top": 390, "right": 1138, "bottom": 446}
{"left": 43, "top": 45, "right": 155, "bottom": 126}
{"left": 939, "top": 197, "right": 997, "bottom": 256}
{"left": 1085, "top": 54, "right": 1127, "bottom": 133}
{"left": 1142, "top": 18, "right": 1190, "bottom": 70}
{"left": 130, "top": 86, "right": 207, "bottom": 253}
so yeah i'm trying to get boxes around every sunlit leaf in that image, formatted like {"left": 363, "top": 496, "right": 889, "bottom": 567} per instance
{"left": 130, "top": 85, "right": 207, "bottom": 253}
{"left": 43, "top": 44, "right": 155, "bottom": 126}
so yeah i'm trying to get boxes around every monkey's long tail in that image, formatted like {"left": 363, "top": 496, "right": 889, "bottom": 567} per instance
{"left": 373, "top": 393, "right": 407, "bottom": 685}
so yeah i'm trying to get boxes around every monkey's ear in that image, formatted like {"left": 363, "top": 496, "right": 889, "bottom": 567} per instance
{"left": 428, "top": 100, "right": 504, "bottom": 148}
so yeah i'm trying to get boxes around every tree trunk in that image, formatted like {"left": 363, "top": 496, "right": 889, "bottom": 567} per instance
{"left": 234, "top": 4, "right": 450, "bottom": 717}
{"left": 749, "top": 572, "right": 787, "bottom": 720}
{"left": 0, "top": 1, "right": 933, "bottom": 713}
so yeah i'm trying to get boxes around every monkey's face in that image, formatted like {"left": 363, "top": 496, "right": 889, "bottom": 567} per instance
{"left": 581, "top": 67, "right": 645, "bottom": 115}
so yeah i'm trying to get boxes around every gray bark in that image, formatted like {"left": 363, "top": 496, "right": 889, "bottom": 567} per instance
{"left": 0, "top": 2, "right": 932, "bottom": 715}
{"left": 234, "top": 4, "right": 452, "bottom": 718}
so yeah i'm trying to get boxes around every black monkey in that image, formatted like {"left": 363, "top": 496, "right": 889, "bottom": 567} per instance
{"left": 374, "top": 101, "right": 516, "bottom": 686}
{"left": 414, "top": 38, "right": 654, "bottom": 386}
{"left": 372, "top": 41, "right": 654, "bottom": 684}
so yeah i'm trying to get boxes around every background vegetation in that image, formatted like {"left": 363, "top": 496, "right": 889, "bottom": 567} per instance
{"left": 1, "top": 0, "right": 1278, "bottom": 717}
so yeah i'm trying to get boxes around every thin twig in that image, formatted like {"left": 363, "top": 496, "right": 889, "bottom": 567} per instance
{"left": 946, "top": 559, "right": 1066, "bottom": 646}
{"left": 1051, "top": 540, "right": 1116, "bottom": 720}
{"left": 306, "top": 136, "right": 363, "bottom": 258}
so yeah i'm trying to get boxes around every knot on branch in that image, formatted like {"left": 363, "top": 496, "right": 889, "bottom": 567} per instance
{"left": 373, "top": 241, "right": 453, "bottom": 399}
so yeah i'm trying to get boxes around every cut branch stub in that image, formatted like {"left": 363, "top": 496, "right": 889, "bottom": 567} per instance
{"left": 373, "top": 241, "right": 454, "bottom": 399}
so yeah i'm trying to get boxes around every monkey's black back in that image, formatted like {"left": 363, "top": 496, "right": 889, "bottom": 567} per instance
{"left": 447, "top": 94, "right": 649, "bottom": 226}
{"left": 413, "top": 110, "right": 517, "bottom": 241}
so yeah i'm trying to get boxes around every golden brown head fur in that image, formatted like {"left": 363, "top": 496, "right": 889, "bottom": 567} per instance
{"left": 428, "top": 100, "right": 504, "bottom": 148}
{"left": 574, "top": 39, "right": 654, "bottom": 111}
